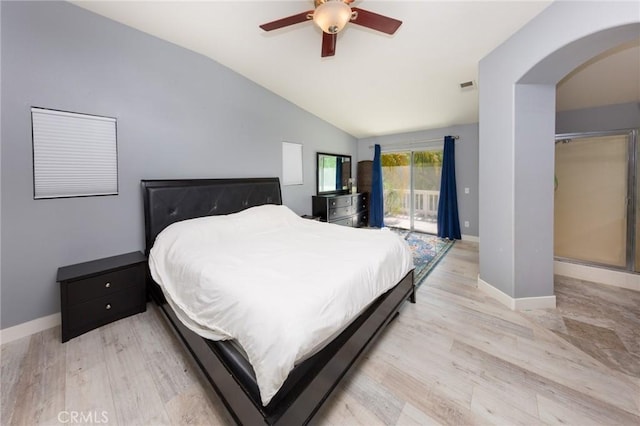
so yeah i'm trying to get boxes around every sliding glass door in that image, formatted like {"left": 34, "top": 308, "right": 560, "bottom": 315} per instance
{"left": 554, "top": 130, "right": 637, "bottom": 270}
{"left": 412, "top": 151, "right": 443, "bottom": 233}
{"left": 381, "top": 152, "right": 411, "bottom": 229}
{"left": 382, "top": 147, "right": 443, "bottom": 233}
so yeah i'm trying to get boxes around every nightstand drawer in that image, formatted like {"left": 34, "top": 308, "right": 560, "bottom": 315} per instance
{"left": 328, "top": 196, "right": 352, "bottom": 208}
{"left": 357, "top": 211, "right": 368, "bottom": 227}
{"left": 328, "top": 205, "right": 355, "bottom": 219}
{"left": 66, "top": 287, "right": 145, "bottom": 337}
{"left": 359, "top": 193, "right": 368, "bottom": 210}
{"left": 331, "top": 216, "right": 354, "bottom": 227}
{"left": 67, "top": 265, "right": 143, "bottom": 305}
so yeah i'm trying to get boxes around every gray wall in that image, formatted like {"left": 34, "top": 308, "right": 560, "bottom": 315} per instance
{"left": 556, "top": 101, "right": 640, "bottom": 134}
{"left": 478, "top": 0, "right": 639, "bottom": 299}
{"left": 357, "top": 124, "right": 479, "bottom": 237}
{"left": 0, "top": 1, "right": 3, "bottom": 320}
{"left": 0, "top": 1, "right": 357, "bottom": 329}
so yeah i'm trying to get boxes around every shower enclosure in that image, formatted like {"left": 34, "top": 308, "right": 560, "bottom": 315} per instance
{"left": 554, "top": 129, "right": 639, "bottom": 271}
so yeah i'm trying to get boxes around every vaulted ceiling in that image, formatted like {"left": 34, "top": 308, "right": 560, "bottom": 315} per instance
{"left": 556, "top": 39, "right": 640, "bottom": 113}
{"left": 71, "top": 1, "right": 637, "bottom": 138}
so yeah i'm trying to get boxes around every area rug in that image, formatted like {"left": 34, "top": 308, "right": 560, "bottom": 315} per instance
{"left": 390, "top": 228, "right": 455, "bottom": 287}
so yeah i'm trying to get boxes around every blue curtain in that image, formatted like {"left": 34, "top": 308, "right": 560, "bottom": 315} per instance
{"left": 335, "top": 158, "right": 343, "bottom": 191}
{"left": 370, "top": 144, "right": 385, "bottom": 228}
{"left": 437, "top": 136, "right": 461, "bottom": 239}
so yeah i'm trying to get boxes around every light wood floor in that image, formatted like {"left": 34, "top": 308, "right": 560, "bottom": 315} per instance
{"left": 2, "top": 241, "right": 639, "bottom": 425}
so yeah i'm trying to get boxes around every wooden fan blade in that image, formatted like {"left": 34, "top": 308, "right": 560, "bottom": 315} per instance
{"left": 259, "top": 11, "right": 313, "bottom": 31}
{"left": 321, "top": 32, "right": 337, "bottom": 57}
{"left": 350, "top": 8, "right": 402, "bottom": 35}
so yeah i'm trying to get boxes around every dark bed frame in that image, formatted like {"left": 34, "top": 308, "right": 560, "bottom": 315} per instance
{"left": 141, "top": 177, "right": 415, "bottom": 425}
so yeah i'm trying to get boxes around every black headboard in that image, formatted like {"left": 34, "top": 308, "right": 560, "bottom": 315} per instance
{"left": 141, "top": 178, "right": 282, "bottom": 254}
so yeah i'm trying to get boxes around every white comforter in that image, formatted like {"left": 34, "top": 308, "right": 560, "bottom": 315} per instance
{"left": 148, "top": 204, "right": 413, "bottom": 406}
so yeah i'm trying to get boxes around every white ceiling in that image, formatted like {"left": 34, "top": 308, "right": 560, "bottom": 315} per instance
{"left": 71, "top": 1, "right": 636, "bottom": 138}
{"left": 556, "top": 39, "right": 640, "bottom": 112}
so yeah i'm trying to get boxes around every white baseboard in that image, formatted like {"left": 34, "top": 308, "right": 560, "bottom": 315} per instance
{"left": 0, "top": 312, "right": 60, "bottom": 345}
{"left": 554, "top": 261, "right": 640, "bottom": 292}
{"left": 461, "top": 234, "right": 480, "bottom": 243}
{"left": 477, "top": 276, "right": 556, "bottom": 310}
{"left": 477, "top": 277, "right": 514, "bottom": 308}
{"left": 513, "top": 295, "right": 557, "bottom": 310}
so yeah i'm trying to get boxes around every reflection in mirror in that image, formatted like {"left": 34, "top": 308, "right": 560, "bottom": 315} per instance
{"left": 317, "top": 152, "right": 352, "bottom": 195}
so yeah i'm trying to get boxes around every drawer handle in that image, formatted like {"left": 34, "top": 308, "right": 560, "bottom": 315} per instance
{"left": 105, "top": 282, "right": 111, "bottom": 288}
{"left": 105, "top": 304, "right": 112, "bottom": 310}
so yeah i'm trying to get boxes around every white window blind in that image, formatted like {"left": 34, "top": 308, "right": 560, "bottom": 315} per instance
{"left": 282, "top": 141, "right": 303, "bottom": 186}
{"left": 31, "top": 107, "right": 118, "bottom": 199}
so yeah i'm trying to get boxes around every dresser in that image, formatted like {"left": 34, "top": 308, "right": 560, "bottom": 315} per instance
{"left": 357, "top": 161, "right": 373, "bottom": 225}
{"left": 312, "top": 192, "right": 368, "bottom": 227}
{"left": 57, "top": 251, "right": 147, "bottom": 342}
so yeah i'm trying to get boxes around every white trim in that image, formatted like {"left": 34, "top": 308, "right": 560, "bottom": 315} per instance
{"left": 554, "top": 260, "right": 640, "bottom": 292}
{"left": 0, "top": 313, "right": 60, "bottom": 345}
{"left": 461, "top": 234, "right": 479, "bottom": 243}
{"left": 513, "top": 295, "right": 556, "bottom": 310}
{"left": 477, "top": 276, "right": 556, "bottom": 310}
{"left": 477, "top": 276, "right": 515, "bottom": 309}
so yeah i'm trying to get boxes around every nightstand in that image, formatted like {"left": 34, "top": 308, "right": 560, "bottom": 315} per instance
{"left": 57, "top": 251, "right": 147, "bottom": 342}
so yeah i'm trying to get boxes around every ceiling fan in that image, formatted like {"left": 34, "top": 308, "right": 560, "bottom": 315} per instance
{"left": 259, "top": 0, "right": 402, "bottom": 57}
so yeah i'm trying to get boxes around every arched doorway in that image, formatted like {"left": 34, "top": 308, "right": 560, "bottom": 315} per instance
{"left": 478, "top": 1, "right": 640, "bottom": 308}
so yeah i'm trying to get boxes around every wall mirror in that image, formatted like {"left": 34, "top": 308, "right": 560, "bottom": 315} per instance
{"left": 317, "top": 152, "right": 352, "bottom": 195}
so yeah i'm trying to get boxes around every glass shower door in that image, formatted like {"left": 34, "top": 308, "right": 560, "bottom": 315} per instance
{"left": 554, "top": 134, "right": 629, "bottom": 267}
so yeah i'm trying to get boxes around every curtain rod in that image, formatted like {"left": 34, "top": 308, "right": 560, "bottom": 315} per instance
{"left": 368, "top": 135, "right": 459, "bottom": 149}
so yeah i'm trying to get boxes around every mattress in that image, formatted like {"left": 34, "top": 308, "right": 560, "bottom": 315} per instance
{"left": 149, "top": 204, "right": 413, "bottom": 405}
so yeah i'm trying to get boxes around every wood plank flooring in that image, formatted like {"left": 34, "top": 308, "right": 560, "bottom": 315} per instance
{"left": 2, "top": 240, "right": 639, "bottom": 425}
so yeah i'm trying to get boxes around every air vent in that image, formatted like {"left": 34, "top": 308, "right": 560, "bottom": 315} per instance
{"left": 460, "top": 80, "right": 476, "bottom": 89}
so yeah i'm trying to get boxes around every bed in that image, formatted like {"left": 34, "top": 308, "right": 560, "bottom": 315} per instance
{"left": 142, "top": 177, "right": 415, "bottom": 425}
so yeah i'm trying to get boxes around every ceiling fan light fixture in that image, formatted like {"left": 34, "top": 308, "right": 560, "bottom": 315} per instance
{"left": 313, "top": 0, "right": 352, "bottom": 34}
